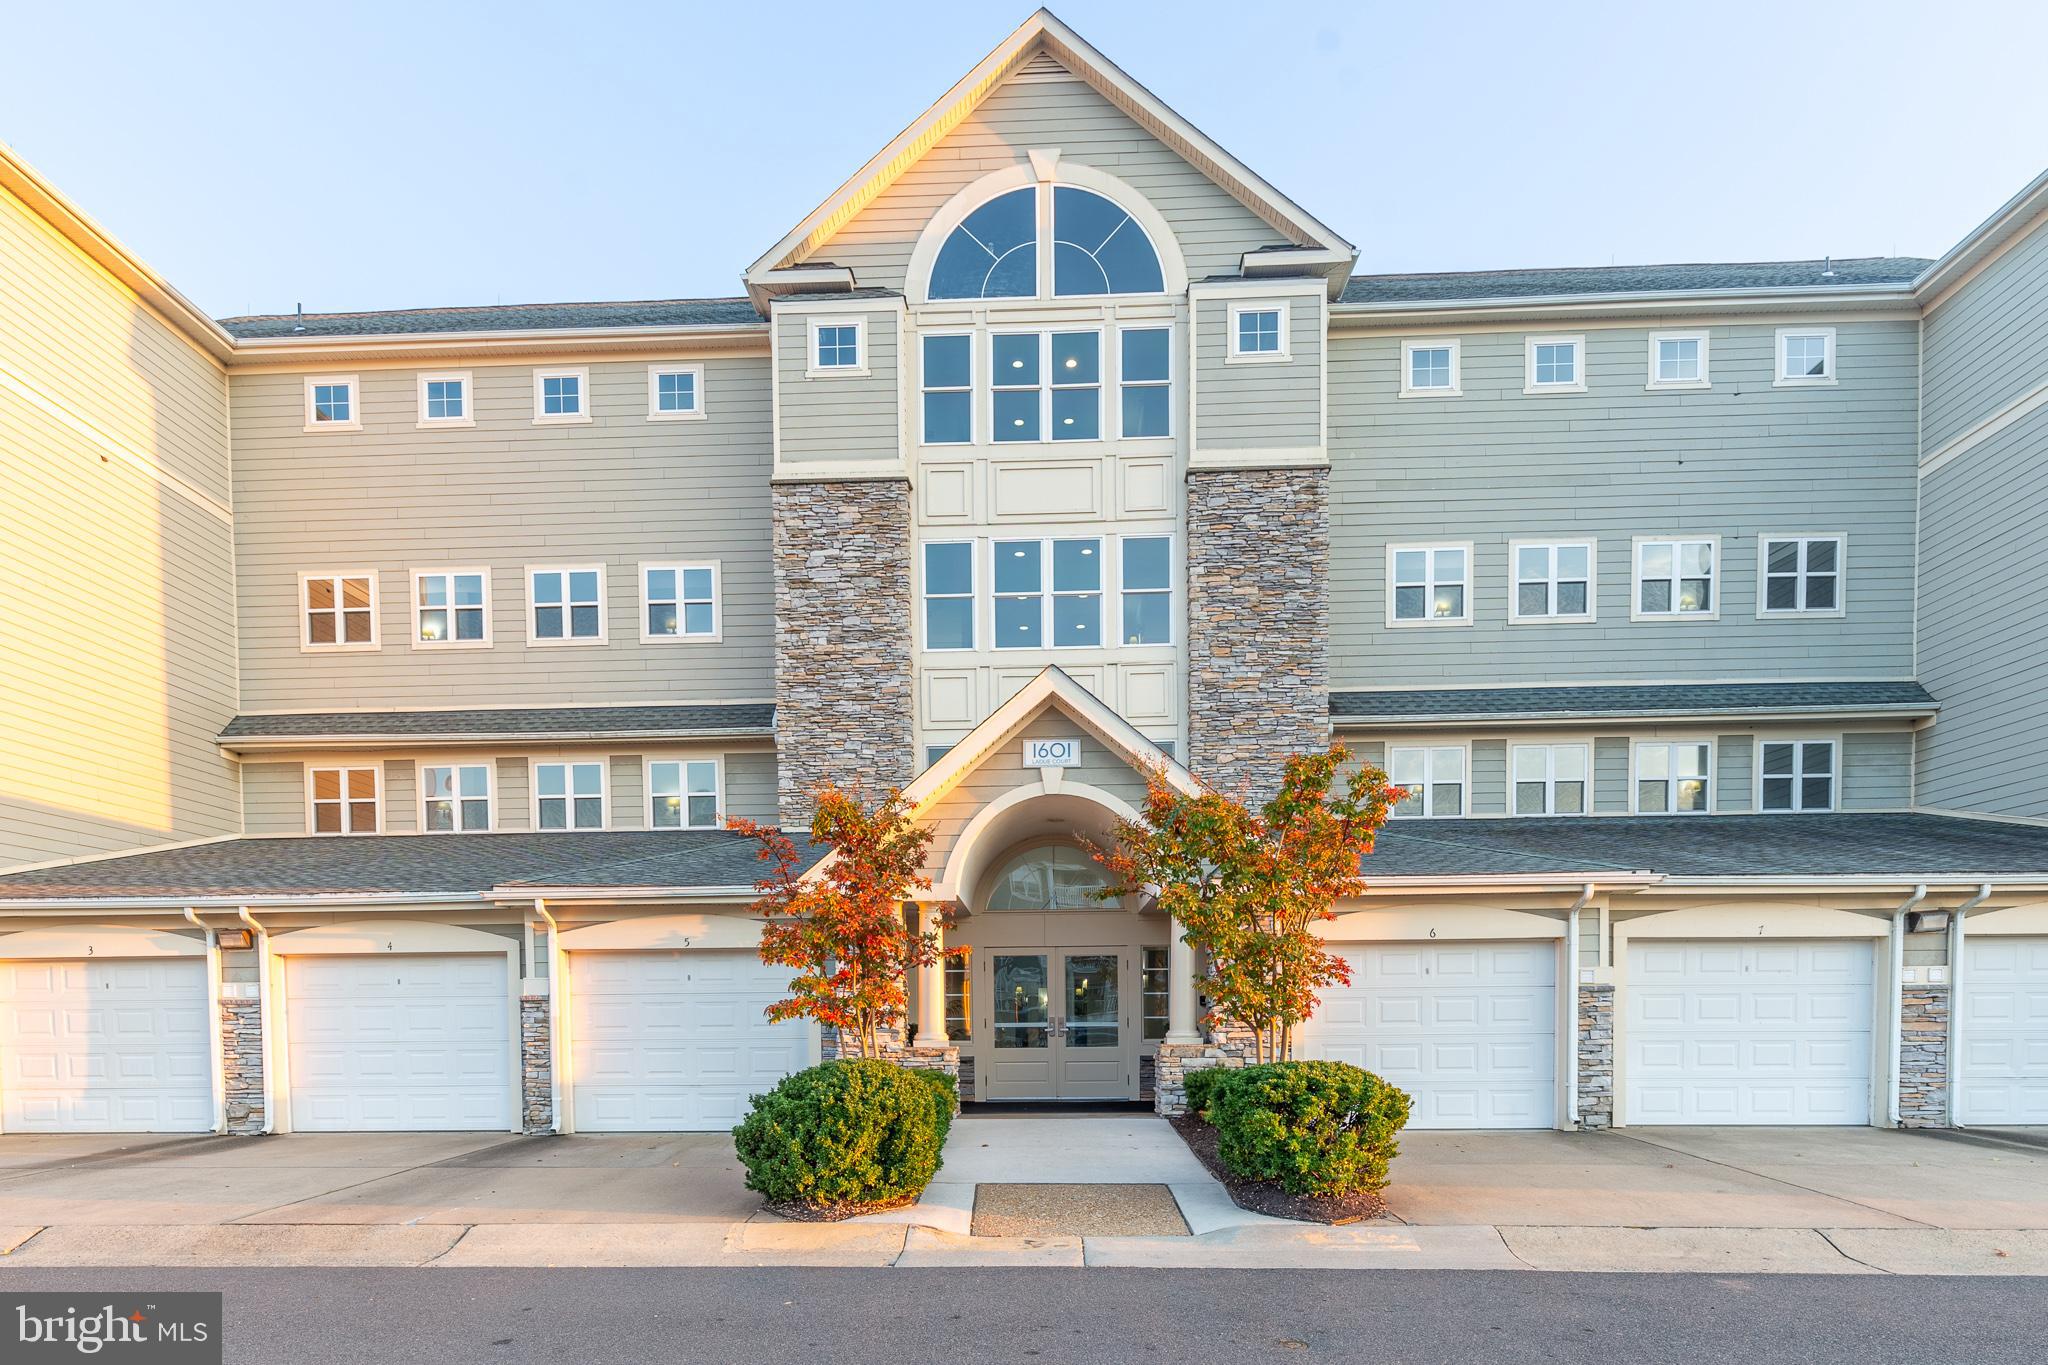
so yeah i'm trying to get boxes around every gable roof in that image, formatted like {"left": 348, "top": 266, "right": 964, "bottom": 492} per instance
{"left": 745, "top": 9, "right": 1353, "bottom": 299}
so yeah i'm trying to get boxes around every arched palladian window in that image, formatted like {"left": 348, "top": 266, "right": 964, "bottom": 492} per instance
{"left": 983, "top": 841, "right": 1117, "bottom": 911}
{"left": 929, "top": 185, "right": 1165, "bottom": 301}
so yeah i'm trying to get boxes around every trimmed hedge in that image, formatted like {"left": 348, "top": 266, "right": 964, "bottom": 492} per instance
{"left": 1180, "top": 1063, "right": 1231, "bottom": 1119}
{"left": 732, "top": 1059, "right": 955, "bottom": 1210}
{"left": 1203, "top": 1061, "right": 1411, "bottom": 1198}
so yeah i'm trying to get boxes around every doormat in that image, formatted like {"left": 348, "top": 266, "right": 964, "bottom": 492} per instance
{"left": 970, "top": 1183, "right": 1191, "bottom": 1237}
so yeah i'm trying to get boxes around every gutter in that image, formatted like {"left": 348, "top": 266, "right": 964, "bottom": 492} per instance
{"left": 1330, "top": 704, "right": 1938, "bottom": 731}
{"left": 1946, "top": 883, "right": 1995, "bottom": 1127}
{"left": 1328, "top": 284, "right": 1919, "bottom": 328}
{"left": 218, "top": 725, "right": 774, "bottom": 753}
{"left": 1888, "top": 885, "right": 1929, "bottom": 1127}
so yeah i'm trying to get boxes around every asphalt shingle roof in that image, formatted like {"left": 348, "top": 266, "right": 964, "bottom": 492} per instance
{"left": 1339, "top": 257, "right": 1932, "bottom": 307}
{"left": 219, "top": 704, "right": 774, "bottom": 744}
{"left": 1330, "top": 682, "right": 1937, "bottom": 725}
{"left": 219, "top": 298, "right": 761, "bottom": 339}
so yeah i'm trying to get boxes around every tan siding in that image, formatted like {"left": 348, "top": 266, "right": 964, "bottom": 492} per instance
{"left": 241, "top": 762, "right": 304, "bottom": 835}
{"left": 773, "top": 308, "right": 900, "bottom": 465}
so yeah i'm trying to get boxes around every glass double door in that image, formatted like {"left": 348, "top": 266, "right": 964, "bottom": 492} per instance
{"left": 982, "top": 949, "right": 1134, "bottom": 1101}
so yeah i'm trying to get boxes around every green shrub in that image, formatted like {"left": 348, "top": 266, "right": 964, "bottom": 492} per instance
{"left": 731, "top": 1059, "right": 952, "bottom": 1209}
{"left": 1206, "top": 1060, "right": 1411, "bottom": 1198}
{"left": 1180, "top": 1063, "right": 1231, "bottom": 1119}
{"left": 915, "top": 1067, "right": 959, "bottom": 1144}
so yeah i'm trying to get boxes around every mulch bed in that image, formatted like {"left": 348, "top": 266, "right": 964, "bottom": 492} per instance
{"left": 763, "top": 1193, "right": 918, "bottom": 1223}
{"left": 1168, "top": 1114, "right": 1387, "bottom": 1225}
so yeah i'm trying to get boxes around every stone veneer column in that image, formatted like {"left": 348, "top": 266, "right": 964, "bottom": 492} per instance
{"left": 220, "top": 995, "right": 265, "bottom": 1135}
{"left": 521, "top": 995, "right": 553, "bottom": 1134}
{"left": 1576, "top": 983, "right": 1615, "bottom": 1129}
{"left": 1185, "top": 466, "right": 1330, "bottom": 802}
{"left": 1898, "top": 984, "right": 1951, "bottom": 1127}
{"left": 771, "top": 478, "right": 915, "bottom": 827}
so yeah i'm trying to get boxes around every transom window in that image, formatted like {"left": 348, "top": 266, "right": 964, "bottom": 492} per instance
{"left": 305, "top": 376, "right": 358, "bottom": 428}
{"left": 421, "top": 763, "right": 491, "bottom": 832}
{"left": 922, "top": 335, "right": 973, "bottom": 444}
{"left": 923, "top": 542, "right": 974, "bottom": 651}
{"left": 418, "top": 372, "right": 470, "bottom": 424}
{"left": 1119, "top": 327, "right": 1171, "bottom": 438}
{"left": 1635, "top": 539, "right": 1716, "bottom": 618}
{"left": 1513, "top": 542, "right": 1593, "bottom": 620}
{"left": 993, "top": 331, "right": 1100, "bottom": 442}
{"left": 303, "top": 573, "right": 377, "bottom": 648}
{"left": 1526, "top": 335, "right": 1585, "bottom": 391}
{"left": 1402, "top": 340, "right": 1459, "bottom": 395}
{"left": 648, "top": 364, "right": 704, "bottom": 420}
{"left": 1635, "top": 741, "right": 1711, "bottom": 814}
{"left": 1649, "top": 333, "right": 1708, "bottom": 387}
{"left": 1761, "top": 536, "right": 1842, "bottom": 614}
{"left": 649, "top": 759, "right": 720, "bottom": 829}
{"left": 1389, "top": 746, "right": 1466, "bottom": 818}
{"left": 1232, "top": 307, "right": 1284, "bottom": 358}
{"left": 1388, "top": 544, "right": 1470, "bottom": 625}
{"left": 1777, "top": 328, "right": 1836, "bottom": 384}
{"left": 415, "top": 570, "right": 487, "bottom": 646}
{"left": 1760, "top": 740, "right": 1835, "bottom": 812}
{"left": 642, "top": 563, "right": 717, "bottom": 640}
{"left": 310, "top": 766, "right": 378, "bottom": 835}
{"left": 927, "top": 184, "right": 1164, "bottom": 300}
{"left": 1513, "top": 744, "right": 1589, "bottom": 816}
{"left": 534, "top": 761, "right": 604, "bottom": 830}
{"left": 1121, "top": 536, "right": 1171, "bottom": 645}
{"left": 985, "top": 842, "right": 1117, "bottom": 911}
{"left": 994, "top": 537, "right": 1101, "bottom": 649}
{"left": 530, "top": 566, "right": 604, "bottom": 642}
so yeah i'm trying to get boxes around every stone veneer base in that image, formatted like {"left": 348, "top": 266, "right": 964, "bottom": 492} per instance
{"left": 521, "top": 995, "right": 553, "bottom": 1134}
{"left": 221, "top": 996, "right": 265, "bottom": 1136}
{"left": 1899, "top": 984, "right": 1950, "bottom": 1128}
{"left": 1576, "top": 983, "right": 1614, "bottom": 1129}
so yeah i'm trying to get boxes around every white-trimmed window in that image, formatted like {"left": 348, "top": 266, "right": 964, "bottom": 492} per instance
{"left": 993, "top": 537, "right": 1101, "bottom": 648}
{"left": 922, "top": 542, "right": 975, "bottom": 651}
{"left": 1633, "top": 538, "right": 1717, "bottom": 619}
{"left": 1759, "top": 535, "right": 1844, "bottom": 616}
{"left": 1118, "top": 326, "right": 1172, "bottom": 437}
{"left": 1401, "top": 339, "right": 1460, "bottom": 397}
{"left": 1387, "top": 543, "right": 1471, "bottom": 626}
{"left": 1511, "top": 540, "right": 1594, "bottom": 622}
{"left": 921, "top": 334, "right": 973, "bottom": 444}
{"left": 533, "top": 761, "right": 605, "bottom": 830}
{"left": 303, "top": 375, "right": 360, "bottom": 431}
{"left": 308, "top": 765, "right": 379, "bottom": 835}
{"left": 420, "top": 762, "right": 492, "bottom": 833}
{"left": 1227, "top": 304, "right": 1288, "bottom": 361}
{"left": 1389, "top": 745, "right": 1466, "bottom": 818}
{"left": 647, "top": 364, "right": 705, "bottom": 421}
{"left": 1512, "top": 744, "right": 1590, "bottom": 816}
{"left": 648, "top": 758, "right": 721, "bottom": 829}
{"left": 1120, "top": 535, "right": 1172, "bottom": 645}
{"left": 412, "top": 569, "right": 489, "bottom": 647}
{"left": 1759, "top": 740, "right": 1835, "bottom": 812}
{"left": 1647, "top": 332, "right": 1709, "bottom": 389}
{"left": 532, "top": 367, "right": 591, "bottom": 423}
{"left": 992, "top": 330, "right": 1102, "bottom": 442}
{"left": 1634, "top": 741, "right": 1711, "bottom": 814}
{"left": 416, "top": 371, "right": 472, "bottom": 427}
{"left": 1776, "top": 327, "right": 1836, "bottom": 386}
{"left": 528, "top": 565, "right": 605, "bottom": 644}
{"left": 1524, "top": 335, "right": 1586, "bottom": 393}
{"left": 301, "top": 572, "right": 378, "bottom": 650}
{"left": 808, "top": 318, "right": 866, "bottom": 375}
{"left": 641, "top": 563, "right": 718, "bottom": 642}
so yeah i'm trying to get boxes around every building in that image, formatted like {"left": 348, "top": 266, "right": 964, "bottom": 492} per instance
{"left": 2, "top": 9, "right": 2045, "bottom": 1139}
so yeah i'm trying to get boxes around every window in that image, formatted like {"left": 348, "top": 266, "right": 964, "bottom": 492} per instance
{"left": 1776, "top": 328, "right": 1836, "bottom": 385}
{"left": 1511, "top": 541, "right": 1594, "bottom": 622}
{"left": 416, "top": 371, "right": 472, "bottom": 426}
{"left": 532, "top": 368, "right": 590, "bottom": 423}
{"left": 1119, "top": 327, "right": 1171, "bottom": 438}
{"left": 925, "top": 743, "right": 955, "bottom": 770}
{"left": 529, "top": 566, "right": 605, "bottom": 644}
{"left": 641, "top": 563, "right": 717, "bottom": 642}
{"left": 1142, "top": 947, "right": 1169, "bottom": 1041}
{"left": 927, "top": 184, "right": 1163, "bottom": 300}
{"left": 421, "top": 763, "right": 491, "bottom": 832}
{"left": 1635, "top": 741, "right": 1711, "bottom": 814}
{"left": 1647, "top": 332, "right": 1709, "bottom": 389}
{"left": 1401, "top": 340, "right": 1460, "bottom": 396}
{"left": 301, "top": 572, "right": 378, "bottom": 649}
{"left": 986, "top": 843, "right": 1117, "bottom": 910}
{"left": 991, "top": 330, "right": 1100, "bottom": 442}
{"left": 1759, "top": 536, "right": 1843, "bottom": 616}
{"left": 1634, "top": 538, "right": 1717, "bottom": 619}
{"left": 413, "top": 570, "right": 489, "bottom": 647}
{"left": 1387, "top": 544, "right": 1471, "bottom": 626}
{"left": 1121, "top": 536, "right": 1171, "bottom": 645}
{"left": 993, "top": 537, "right": 1100, "bottom": 648}
{"left": 921, "top": 335, "right": 972, "bottom": 444}
{"left": 1512, "top": 744, "right": 1589, "bottom": 815}
{"left": 309, "top": 766, "right": 378, "bottom": 834}
{"left": 1052, "top": 186, "right": 1165, "bottom": 296}
{"left": 808, "top": 319, "right": 865, "bottom": 375}
{"left": 944, "top": 954, "right": 971, "bottom": 1042}
{"left": 923, "top": 542, "right": 974, "bottom": 651}
{"left": 304, "top": 375, "right": 360, "bottom": 430}
{"left": 930, "top": 187, "right": 1038, "bottom": 299}
{"left": 1760, "top": 740, "right": 1835, "bottom": 812}
{"left": 1525, "top": 335, "right": 1586, "bottom": 393}
{"left": 1228, "top": 304, "right": 1287, "bottom": 361}
{"left": 648, "top": 759, "right": 720, "bottom": 829}
{"left": 1389, "top": 746, "right": 1466, "bottom": 817}
{"left": 646, "top": 364, "right": 704, "bottom": 421}
{"left": 534, "top": 761, "right": 605, "bottom": 830}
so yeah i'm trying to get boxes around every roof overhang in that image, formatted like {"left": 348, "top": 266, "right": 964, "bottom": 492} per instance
{"left": 218, "top": 726, "right": 774, "bottom": 755}
{"left": 1330, "top": 284, "right": 1920, "bottom": 331}
{"left": 1914, "top": 166, "right": 2048, "bottom": 310}
{"left": 1333, "top": 703, "right": 1939, "bottom": 732}
{"left": 224, "top": 322, "right": 768, "bottom": 369}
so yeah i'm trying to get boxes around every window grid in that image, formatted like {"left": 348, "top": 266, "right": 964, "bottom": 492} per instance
{"left": 1526, "top": 336, "right": 1584, "bottom": 390}
{"left": 992, "top": 331, "right": 1101, "bottom": 443}
{"left": 643, "top": 564, "right": 717, "bottom": 640}
{"left": 1120, "top": 535, "right": 1172, "bottom": 646}
{"left": 1389, "top": 746, "right": 1466, "bottom": 818}
{"left": 535, "top": 761, "right": 605, "bottom": 830}
{"left": 1635, "top": 741, "right": 1712, "bottom": 814}
{"left": 992, "top": 537, "right": 1103, "bottom": 649}
{"left": 415, "top": 571, "right": 487, "bottom": 646}
{"left": 422, "top": 377, "right": 466, "bottom": 421}
{"left": 1512, "top": 744, "right": 1590, "bottom": 816}
{"left": 1142, "top": 947, "right": 1169, "bottom": 1041}
{"left": 1635, "top": 539, "right": 1716, "bottom": 617}
{"left": 304, "top": 574, "right": 376, "bottom": 648}
{"left": 921, "top": 334, "right": 973, "bottom": 444}
{"left": 539, "top": 373, "right": 582, "bottom": 417}
{"left": 944, "top": 956, "right": 971, "bottom": 1042}
{"left": 922, "top": 542, "right": 975, "bottom": 651}
{"left": 814, "top": 323, "right": 861, "bottom": 369}
{"left": 649, "top": 366, "right": 702, "bottom": 419}
{"left": 1118, "top": 326, "right": 1171, "bottom": 438}
{"left": 1761, "top": 740, "right": 1835, "bottom": 812}
{"left": 308, "top": 379, "right": 355, "bottom": 426}
{"left": 1512, "top": 542, "right": 1593, "bottom": 620}
{"left": 310, "top": 766, "right": 378, "bottom": 835}
{"left": 1779, "top": 329, "right": 1835, "bottom": 383}
{"left": 422, "top": 763, "right": 491, "bottom": 833}
{"left": 530, "top": 567, "right": 604, "bottom": 642}
{"left": 1761, "top": 536, "right": 1842, "bottom": 614}
{"left": 1235, "top": 308, "right": 1282, "bottom": 355}
{"left": 1404, "top": 341, "right": 1457, "bottom": 394}
{"left": 649, "top": 759, "right": 720, "bottom": 829}
{"left": 1388, "top": 544, "right": 1470, "bottom": 624}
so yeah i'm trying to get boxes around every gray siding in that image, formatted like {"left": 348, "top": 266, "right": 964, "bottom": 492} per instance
{"left": 1593, "top": 737, "right": 1629, "bottom": 813}
{"left": 495, "top": 757, "right": 530, "bottom": 832}
{"left": 1717, "top": 735, "right": 1752, "bottom": 813}
{"left": 229, "top": 357, "right": 774, "bottom": 711}
{"left": 1842, "top": 730, "right": 1912, "bottom": 810}
{"left": 773, "top": 307, "right": 900, "bottom": 466}
{"left": 726, "top": 749, "right": 778, "bottom": 825}
{"left": 1470, "top": 740, "right": 1506, "bottom": 816}
{"left": 1922, "top": 219, "right": 2048, "bottom": 450}
{"left": 1327, "top": 320, "right": 1920, "bottom": 688}
{"left": 1194, "top": 293, "right": 1323, "bottom": 451}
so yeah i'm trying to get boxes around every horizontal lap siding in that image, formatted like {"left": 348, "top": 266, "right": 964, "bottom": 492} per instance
{"left": 920, "top": 711, "right": 1149, "bottom": 879}
{"left": 775, "top": 309, "right": 898, "bottom": 465}
{"left": 230, "top": 358, "right": 775, "bottom": 711}
{"left": 1842, "top": 731, "right": 1911, "bottom": 810}
{"left": 1327, "top": 321, "right": 1919, "bottom": 687}
{"left": 1922, "top": 218, "right": 2048, "bottom": 450}
{"left": 1195, "top": 296, "right": 1322, "bottom": 450}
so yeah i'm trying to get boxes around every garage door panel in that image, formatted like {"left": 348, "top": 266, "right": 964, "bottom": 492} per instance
{"left": 2, "top": 958, "right": 214, "bottom": 1133}
{"left": 1958, "top": 936, "right": 2048, "bottom": 1125}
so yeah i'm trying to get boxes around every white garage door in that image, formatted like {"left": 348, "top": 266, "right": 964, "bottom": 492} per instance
{"left": 569, "top": 950, "right": 811, "bottom": 1131}
{"left": 1297, "top": 941, "right": 1557, "bottom": 1129}
{"left": 1957, "top": 936, "right": 2048, "bottom": 1126}
{"left": 285, "top": 954, "right": 511, "bottom": 1131}
{"left": 1628, "top": 940, "right": 1873, "bottom": 1125}
{"left": 0, "top": 958, "right": 212, "bottom": 1133}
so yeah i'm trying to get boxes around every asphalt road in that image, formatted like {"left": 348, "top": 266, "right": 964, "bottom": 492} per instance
{"left": 1, "top": 1267, "right": 2039, "bottom": 1364}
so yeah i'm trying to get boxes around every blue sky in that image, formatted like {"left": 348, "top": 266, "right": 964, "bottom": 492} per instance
{"left": 5, "top": 0, "right": 2044, "bottom": 318}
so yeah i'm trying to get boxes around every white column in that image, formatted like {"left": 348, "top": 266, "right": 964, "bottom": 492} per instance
{"left": 1166, "top": 918, "right": 1200, "bottom": 1044}
{"left": 915, "top": 903, "right": 948, "bottom": 1045}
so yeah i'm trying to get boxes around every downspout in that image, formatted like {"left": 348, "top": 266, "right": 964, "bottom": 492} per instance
{"left": 1888, "top": 885, "right": 1928, "bottom": 1128}
{"left": 533, "top": 899, "right": 564, "bottom": 1134}
{"left": 1566, "top": 883, "right": 1595, "bottom": 1128}
{"left": 238, "top": 907, "right": 276, "bottom": 1134}
{"left": 185, "top": 909, "right": 226, "bottom": 1135}
{"left": 1946, "top": 883, "right": 1993, "bottom": 1128}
